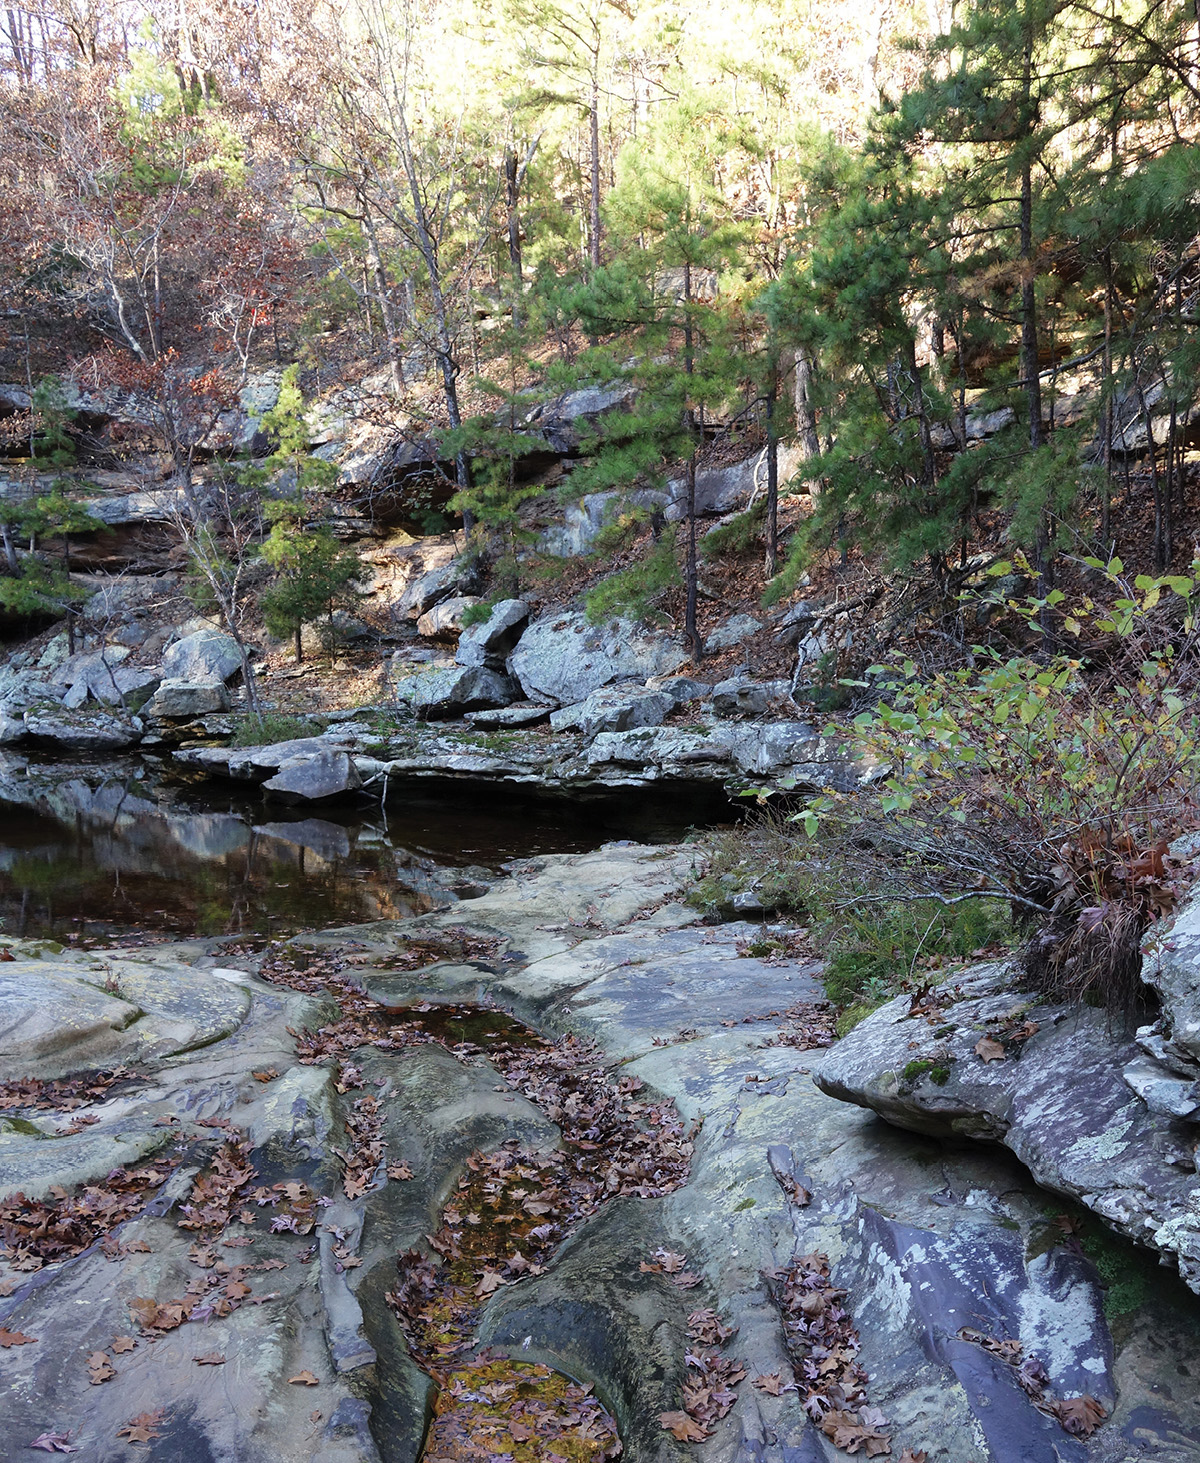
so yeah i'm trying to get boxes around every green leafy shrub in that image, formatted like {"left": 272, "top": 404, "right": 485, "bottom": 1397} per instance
{"left": 584, "top": 528, "right": 680, "bottom": 625}
{"left": 794, "top": 559, "right": 1200, "bottom": 1012}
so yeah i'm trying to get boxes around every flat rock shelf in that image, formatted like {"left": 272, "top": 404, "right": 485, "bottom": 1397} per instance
{"left": 0, "top": 844, "right": 1196, "bottom": 1462}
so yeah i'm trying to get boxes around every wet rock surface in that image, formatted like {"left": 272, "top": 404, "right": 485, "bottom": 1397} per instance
{"left": 0, "top": 845, "right": 1195, "bottom": 1462}
{"left": 812, "top": 963, "right": 1200, "bottom": 1297}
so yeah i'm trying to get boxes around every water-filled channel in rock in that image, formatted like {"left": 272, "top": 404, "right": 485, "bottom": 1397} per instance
{"left": 256, "top": 939, "right": 695, "bottom": 1462}
{"left": 0, "top": 760, "right": 718, "bottom": 942}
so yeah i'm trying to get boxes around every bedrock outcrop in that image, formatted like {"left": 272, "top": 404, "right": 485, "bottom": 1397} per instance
{"left": 1, "top": 846, "right": 1195, "bottom": 1462}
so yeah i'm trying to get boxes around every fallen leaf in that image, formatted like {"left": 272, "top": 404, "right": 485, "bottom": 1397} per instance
{"left": 194, "top": 1352, "right": 226, "bottom": 1366}
{"left": 0, "top": 1326, "right": 36, "bottom": 1347}
{"left": 898, "top": 1451, "right": 928, "bottom": 1463}
{"left": 1050, "top": 1394, "right": 1106, "bottom": 1437}
{"left": 288, "top": 1370, "right": 319, "bottom": 1386}
{"left": 28, "top": 1432, "right": 79, "bottom": 1453}
{"left": 387, "top": 1163, "right": 414, "bottom": 1181}
{"left": 975, "top": 1037, "right": 1006, "bottom": 1063}
{"left": 87, "top": 1351, "right": 116, "bottom": 1384}
{"left": 116, "top": 1410, "right": 165, "bottom": 1444}
{"left": 110, "top": 1336, "right": 137, "bottom": 1354}
{"left": 252, "top": 1070, "right": 279, "bottom": 1082}
{"left": 752, "top": 1372, "right": 786, "bottom": 1395}
{"left": 659, "top": 1410, "right": 709, "bottom": 1441}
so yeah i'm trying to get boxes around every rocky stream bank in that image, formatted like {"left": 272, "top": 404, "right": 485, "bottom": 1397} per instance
{"left": 0, "top": 843, "right": 1197, "bottom": 1463}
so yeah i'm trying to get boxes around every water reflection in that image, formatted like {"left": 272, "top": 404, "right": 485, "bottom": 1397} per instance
{"left": 0, "top": 763, "right": 650, "bottom": 944}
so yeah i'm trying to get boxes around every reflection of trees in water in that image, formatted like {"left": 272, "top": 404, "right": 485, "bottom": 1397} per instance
{"left": 0, "top": 805, "right": 439, "bottom": 941}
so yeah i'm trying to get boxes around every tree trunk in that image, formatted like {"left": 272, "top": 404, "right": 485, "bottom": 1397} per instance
{"left": 505, "top": 149, "right": 524, "bottom": 327}
{"left": 295, "top": 622, "right": 303, "bottom": 665}
{"left": 764, "top": 354, "right": 779, "bottom": 578}
{"left": 682, "top": 260, "right": 701, "bottom": 661}
{"left": 588, "top": 72, "right": 602, "bottom": 271}
{"left": 793, "top": 349, "right": 820, "bottom": 459}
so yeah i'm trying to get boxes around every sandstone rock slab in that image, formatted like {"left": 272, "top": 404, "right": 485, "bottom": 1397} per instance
{"left": 509, "top": 611, "right": 688, "bottom": 706}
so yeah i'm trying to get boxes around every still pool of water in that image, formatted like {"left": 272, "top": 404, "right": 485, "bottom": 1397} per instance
{"left": 0, "top": 762, "right": 719, "bottom": 944}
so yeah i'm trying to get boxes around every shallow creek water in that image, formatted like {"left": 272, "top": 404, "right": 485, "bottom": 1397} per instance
{"left": 0, "top": 761, "right": 712, "bottom": 944}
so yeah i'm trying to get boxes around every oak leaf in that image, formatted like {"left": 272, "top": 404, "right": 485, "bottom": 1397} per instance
{"left": 0, "top": 1326, "right": 36, "bottom": 1346}
{"left": 659, "top": 1411, "right": 709, "bottom": 1441}
{"left": 975, "top": 1037, "right": 1006, "bottom": 1063}
{"left": 194, "top": 1352, "right": 226, "bottom": 1366}
{"left": 1050, "top": 1395, "right": 1106, "bottom": 1437}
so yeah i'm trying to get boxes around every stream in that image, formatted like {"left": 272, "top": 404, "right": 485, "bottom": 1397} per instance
{"left": 0, "top": 757, "right": 715, "bottom": 944}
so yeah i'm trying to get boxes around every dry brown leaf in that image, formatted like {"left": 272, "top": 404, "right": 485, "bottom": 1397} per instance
{"left": 288, "top": 1370, "right": 320, "bottom": 1386}
{"left": 116, "top": 1411, "right": 164, "bottom": 1444}
{"left": 110, "top": 1336, "right": 137, "bottom": 1354}
{"left": 975, "top": 1037, "right": 1006, "bottom": 1063}
{"left": 87, "top": 1351, "right": 116, "bottom": 1384}
{"left": 659, "top": 1410, "right": 710, "bottom": 1442}
{"left": 0, "top": 1326, "right": 36, "bottom": 1346}
{"left": 752, "top": 1372, "right": 786, "bottom": 1395}
{"left": 1050, "top": 1394, "right": 1106, "bottom": 1437}
{"left": 387, "top": 1163, "right": 414, "bottom": 1180}
{"left": 194, "top": 1352, "right": 226, "bottom": 1366}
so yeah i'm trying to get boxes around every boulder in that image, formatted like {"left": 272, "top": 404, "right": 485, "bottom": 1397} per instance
{"left": 146, "top": 678, "right": 229, "bottom": 718}
{"left": 300, "top": 611, "right": 372, "bottom": 657}
{"left": 23, "top": 707, "right": 141, "bottom": 752}
{"left": 705, "top": 613, "right": 763, "bottom": 651}
{"left": 813, "top": 963, "right": 1200, "bottom": 1294}
{"left": 711, "top": 675, "right": 789, "bottom": 718}
{"left": 390, "top": 663, "right": 518, "bottom": 720}
{"left": 398, "top": 556, "right": 482, "bottom": 620}
{"left": 262, "top": 750, "right": 362, "bottom": 802}
{"left": 549, "top": 684, "right": 675, "bottom": 739}
{"left": 538, "top": 488, "right": 669, "bottom": 558}
{"left": 509, "top": 611, "right": 688, "bottom": 706}
{"left": 416, "top": 595, "right": 485, "bottom": 641}
{"left": 645, "top": 673, "right": 710, "bottom": 702}
{"left": 455, "top": 599, "right": 530, "bottom": 667}
{"left": 1143, "top": 891, "right": 1200, "bottom": 1068}
{"left": 161, "top": 627, "right": 243, "bottom": 683}
{"left": 465, "top": 703, "right": 551, "bottom": 728}
{"left": 663, "top": 442, "right": 807, "bottom": 521}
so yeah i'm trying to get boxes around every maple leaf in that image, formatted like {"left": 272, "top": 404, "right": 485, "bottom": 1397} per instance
{"left": 659, "top": 1411, "right": 709, "bottom": 1441}
{"left": 28, "top": 1432, "right": 79, "bottom": 1453}
{"left": 288, "top": 1370, "right": 320, "bottom": 1386}
{"left": 974, "top": 1037, "right": 1006, "bottom": 1063}
{"left": 0, "top": 1326, "right": 36, "bottom": 1346}
{"left": 1050, "top": 1395, "right": 1106, "bottom": 1437}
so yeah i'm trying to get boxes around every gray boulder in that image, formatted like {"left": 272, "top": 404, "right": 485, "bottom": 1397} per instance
{"left": 465, "top": 703, "right": 550, "bottom": 728}
{"left": 300, "top": 611, "right": 372, "bottom": 657}
{"left": 161, "top": 627, "right": 243, "bottom": 683}
{"left": 23, "top": 707, "right": 141, "bottom": 752}
{"left": 398, "top": 556, "right": 482, "bottom": 620}
{"left": 550, "top": 684, "right": 675, "bottom": 739}
{"left": 416, "top": 595, "right": 485, "bottom": 641}
{"left": 391, "top": 663, "right": 518, "bottom": 720}
{"left": 509, "top": 611, "right": 688, "bottom": 706}
{"left": 456, "top": 598, "right": 530, "bottom": 667}
{"left": 705, "top": 613, "right": 763, "bottom": 651}
{"left": 146, "top": 678, "right": 229, "bottom": 718}
{"left": 813, "top": 963, "right": 1200, "bottom": 1294}
{"left": 262, "top": 750, "right": 362, "bottom": 802}
{"left": 711, "top": 675, "right": 789, "bottom": 718}
{"left": 1143, "top": 894, "right": 1200, "bottom": 1068}
{"left": 645, "top": 673, "right": 710, "bottom": 702}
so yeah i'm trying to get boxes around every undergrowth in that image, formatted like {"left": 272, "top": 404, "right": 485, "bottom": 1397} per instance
{"left": 689, "top": 811, "right": 1014, "bottom": 1032}
{"left": 230, "top": 713, "right": 319, "bottom": 747}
